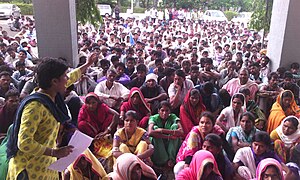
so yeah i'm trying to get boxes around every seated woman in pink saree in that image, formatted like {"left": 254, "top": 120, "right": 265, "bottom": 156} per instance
{"left": 120, "top": 87, "right": 151, "bottom": 129}
{"left": 177, "top": 150, "right": 223, "bottom": 180}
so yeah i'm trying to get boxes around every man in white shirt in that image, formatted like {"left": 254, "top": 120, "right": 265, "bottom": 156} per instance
{"left": 168, "top": 69, "right": 194, "bottom": 116}
{"left": 94, "top": 69, "right": 130, "bottom": 110}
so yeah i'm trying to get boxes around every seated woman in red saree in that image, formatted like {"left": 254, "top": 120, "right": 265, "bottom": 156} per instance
{"left": 78, "top": 92, "right": 119, "bottom": 138}
{"left": 120, "top": 87, "right": 151, "bottom": 129}
{"left": 180, "top": 88, "right": 206, "bottom": 137}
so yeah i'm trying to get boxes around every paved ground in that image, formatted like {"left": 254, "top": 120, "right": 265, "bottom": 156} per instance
{"left": 0, "top": 18, "right": 17, "bottom": 36}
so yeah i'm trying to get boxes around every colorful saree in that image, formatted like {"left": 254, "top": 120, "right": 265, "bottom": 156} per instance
{"left": 267, "top": 90, "right": 300, "bottom": 133}
{"left": 180, "top": 89, "right": 206, "bottom": 137}
{"left": 120, "top": 87, "right": 151, "bottom": 128}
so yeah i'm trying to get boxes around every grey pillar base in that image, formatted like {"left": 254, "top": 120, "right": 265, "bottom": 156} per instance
{"left": 33, "top": 0, "right": 78, "bottom": 67}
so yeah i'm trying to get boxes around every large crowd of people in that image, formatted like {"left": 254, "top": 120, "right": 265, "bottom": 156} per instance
{"left": 0, "top": 10, "right": 300, "bottom": 180}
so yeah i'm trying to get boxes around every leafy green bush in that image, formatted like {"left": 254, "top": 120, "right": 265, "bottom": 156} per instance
{"left": 120, "top": 6, "right": 145, "bottom": 13}
{"left": 15, "top": 3, "right": 33, "bottom": 15}
{"left": 133, "top": 7, "right": 145, "bottom": 13}
{"left": 224, "top": 11, "right": 238, "bottom": 21}
{"left": 0, "top": 2, "right": 33, "bottom": 15}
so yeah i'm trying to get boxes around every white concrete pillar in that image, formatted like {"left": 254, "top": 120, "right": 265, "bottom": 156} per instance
{"left": 33, "top": 0, "right": 78, "bottom": 67}
{"left": 267, "top": 0, "right": 300, "bottom": 72}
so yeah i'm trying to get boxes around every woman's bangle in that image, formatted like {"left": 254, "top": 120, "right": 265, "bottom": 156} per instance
{"left": 148, "top": 144, "right": 154, "bottom": 149}
{"left": 107, "top": 126, "right": 112, "bottom": 132}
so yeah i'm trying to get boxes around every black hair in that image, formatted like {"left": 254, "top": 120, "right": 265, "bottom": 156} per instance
{"left": 36, "top": 57, "right": 69, "bottom": 89}
{"left": 125, "top": 110, "right": 138, "bottom": 121}
{"left": 241, "top": 111, "right": 256, "bottom": 123}
{"left": 6, "top": 47, "right": 14, "bottom": 52}
{"left": 283, "top": 71, "right": 293, "bottom": 79}
{"left": 111, "top": 55, "right": 120, "bottom": 62}
{"left": 107, "top": 69, "right": 117, "bottom": 75}
{"left": 18, "top": 49, "right": 27, "bottom": 55}
{"left": 190, "top": 88, "right": 200, "bottom": 97}
{"left": 15, "top": 61, "right": 26, "bottom": 67}
{"left": 190, "top": 65, "right": 199, "bottom": 71}
{"left": 136, "top": 64, "right": 147, "bottom": 73}
{"left": 203, "top": 133, "right": 223, "bottom": 149}
{"left": 175, "top": 69, "right": 186, "bottom": 78}
{"left": 159, "top": 100, "right": 172, "bottom": 110}
{"left": 291, "top": 62, "right": 300, "bottom": 70}
{"left": 200, "top": 111, "right": 216, "bottom": 125}
{"left": 239, "top": 87, "right": 250, "bottom": 96}
{"left": 155, "top": 58, "right": 163, "bottom": 65}
{"left": 249, "top": 62, "right": 260, "bottom": 68}
{"left": 204, "top": 58, "right": 213, "bottom": 65}
{"left": 126, "top": 57, "right": 136, "bottom": 63}
{"left": 291, "top": 144, "right": 300, "bottom": 166}
{"left": 252, "top": 131, "right": 272, "bottom": 147}
{"left": 283, "top": 116, "right": 299, "bottom": 128}
{"left": 5, "top": 89, "right": 19, "bottom": 100}
{"left": 0, "top": 65, "right": 13, "bottom": 75}
{"left": 267, "top": 72, "right": 279, "bottom": 81}
{"left": 0, "top": 71, "right": 11, "bottom": 78}
{"left": 203, "top": 82, "right": 215, "bottom": 95}
{"left": 232, "top": 93, "right": 245, "bottom": 105}
{"left": 165, "top": 67, "right": 176, "bottom": 76}
{"left": 116, "top": 62, "right": 126, "bottom": 69}
{"left": 277, "top": 67, "right": 286, "bottom": 75}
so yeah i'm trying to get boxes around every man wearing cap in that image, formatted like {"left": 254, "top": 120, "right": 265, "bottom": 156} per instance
{"left": 140, "top": 73, "right": 168, "bottom": 114}
{"left": 168, "top": 69, "right": 194, "bottom": 116}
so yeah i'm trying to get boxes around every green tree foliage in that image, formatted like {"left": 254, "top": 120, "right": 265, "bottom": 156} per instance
{"left": 249, "top": 0, "right": 273, "bottom": 32}
{"left": 224, "top": 11, "right": 238, "bottom": 21}
{"left": 76, "top": 0, "right": 102, "bottom": 27}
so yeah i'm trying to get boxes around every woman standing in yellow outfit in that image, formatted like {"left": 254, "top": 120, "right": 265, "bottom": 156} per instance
{"left": 6, "top": 55, "right": 97, "bottom": 179}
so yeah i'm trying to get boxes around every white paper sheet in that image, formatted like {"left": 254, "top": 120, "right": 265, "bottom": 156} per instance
{"left": 48, "top": 130, "right": 93, "bottom": 172}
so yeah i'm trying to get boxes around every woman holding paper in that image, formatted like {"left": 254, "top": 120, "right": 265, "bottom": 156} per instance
{"left": 6, "top": 55, "right": 97, "bottom": 179}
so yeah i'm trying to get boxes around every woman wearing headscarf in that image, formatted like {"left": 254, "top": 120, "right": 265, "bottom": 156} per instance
{"left": 255, "top": 158, "right": 284, "bottom": 180}
{"left": 180, "top": 88, "right": 206, "bottom": 137}
{"left": 270, "top": 116, "right": 300, "bottom": 163}
{"left": 108, "top": 153, "right": 157, "bottom": 180}
{"left": 174, "top": 111, "right": 227, "bottom": 177}
{"left": 177, "top": 150, "right": 223, "bottom": 180}
{"left": 64, "top": 149, "right": 107, "bottom": 180}
{"left": 78, "top": 92, "right": 119, "bottom": 138}
{"left": 267, "top": 90, "right": 300, "bottom": 133}
{"left": 120, "top": 87, "right": 151, "bottom": 129}
{"left": 216, "top": 93, "right": 246, "bottom": 132}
